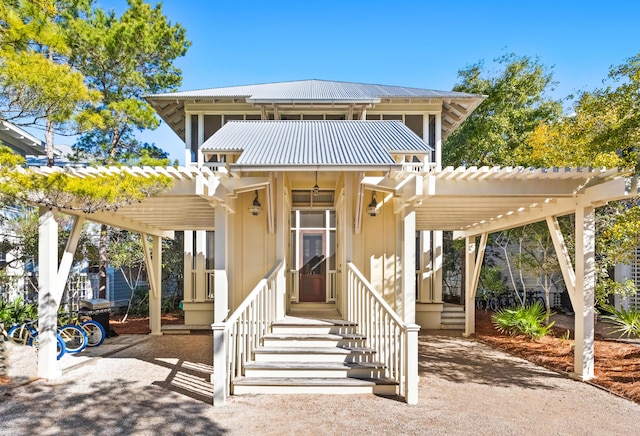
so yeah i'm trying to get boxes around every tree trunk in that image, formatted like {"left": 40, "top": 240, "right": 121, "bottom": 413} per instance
{"left": 99, "top": 224, "right": 108, "bottom": 299}
{"left": 0, "top": 323, "right": 8, "bottom": 378}
{"left": 45, "top": 119, "right": 55, "bottom": 167}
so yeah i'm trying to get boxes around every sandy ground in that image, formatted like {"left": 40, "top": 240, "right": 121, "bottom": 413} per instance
{"left": 2, "top": 331, "right": 640, "bottom": 435}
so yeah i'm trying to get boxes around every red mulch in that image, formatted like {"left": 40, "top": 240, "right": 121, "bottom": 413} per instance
{"left": 108, "top": 311, "right": 185, "bottom": 335}
{"left": 475, "top": 310, "right": 640, "bottom": 405}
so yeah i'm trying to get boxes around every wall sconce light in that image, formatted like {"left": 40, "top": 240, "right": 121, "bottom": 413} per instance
{"left": 313, "top": 171, "right": 320, "bottom": 197}
{"left": 248, "top": 190, "right": 262, "bottom": 216}
{"left": 366, "top": 191, "right": 378, "bottom": 217}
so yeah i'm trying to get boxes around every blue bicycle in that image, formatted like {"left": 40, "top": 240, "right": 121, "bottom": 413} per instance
{"left": 7, "top": 320, "right": 67, "bottom": 360}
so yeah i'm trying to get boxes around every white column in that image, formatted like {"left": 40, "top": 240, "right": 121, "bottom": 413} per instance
{"left": 341, "top": 173, "right": 354, "bottom": 317}
{"left": 401, "top": 209, "right": 416, "bottom": 324}
{"left": 37, "top": 207, "right": 60, "bottom": 379}
{"left": 418, "top": 230, "right": 431, "bottom": 302}
{"left": 574, "top": 205, "right": 595, "bottom": 380}
{"left": 435, "top": 113, "right": 442, "bottom": 171}
{"left": 464, "top": 236, "right": 476, "bottom": 337}
{"left": 212, "top": 323, "right": 227, "bottom": 405}
{"left": 183, "top": 231, "right": 194, "bottom": 301}
{"left": 405, "top": 323, "right": 420, "bottom": 404}
{"left": 275, "top": 174, "right": 287, "bottom": 319}
{"left": 214, "top": 208, "right": 229, "bottom": 323}
{"left": 185, "top": 112, "right": 192, "bottom": 164}
{"left": 195, "top": 230, "right": 207, "bottom": 301}
{"left": 433, "top": 230, "right": 443, "bottom": 303}
{"left": 149, "top": 235, "right": 162, "bottom": 335}
{"left": 197, "top": 113, "right": 204, "bottom": 167}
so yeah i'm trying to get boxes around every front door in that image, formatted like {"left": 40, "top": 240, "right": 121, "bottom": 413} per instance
{"left": 299, "top": 231, "right": 326, "bottom": 302}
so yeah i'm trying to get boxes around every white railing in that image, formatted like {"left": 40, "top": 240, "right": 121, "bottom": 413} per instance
{"left": 401, "top": 161, "right": 437, "bottom": 174}
{"left": 212, "top": 260, "right": 285, "bottom": 405}
{"left": 346, "top": 262, "right": 419, "bottom": 404}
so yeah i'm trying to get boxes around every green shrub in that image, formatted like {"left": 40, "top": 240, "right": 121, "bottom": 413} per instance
{"left": 0, "top": 298, "right": 37, "bottom": 326}
{"left": 600, "top": 305, "right": 640, "bottom": 339}
{"left": 492, "top": 301, "right": 554, "bottom": 339}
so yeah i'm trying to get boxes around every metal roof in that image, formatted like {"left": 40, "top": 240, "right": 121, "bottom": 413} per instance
{"left": 201, "top": 120, "right": 432, "bottom": 168}
{"left": 147, "top": 79, "right": 483, "bottom": 102}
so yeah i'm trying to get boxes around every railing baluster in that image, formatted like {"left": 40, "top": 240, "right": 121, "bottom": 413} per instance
{"left": 215, "top": 261, "right": 284, "bottom": 405}
{"left": 344, "top": 262, "right": 417, "bottom": 404}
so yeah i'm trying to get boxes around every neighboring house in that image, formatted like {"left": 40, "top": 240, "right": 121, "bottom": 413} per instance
{"left": 30, "top": 80, "right": 632, "bottom": 404}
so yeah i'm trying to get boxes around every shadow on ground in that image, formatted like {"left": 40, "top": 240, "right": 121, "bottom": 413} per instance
{"left": 418, "top": 331, "right": 564, "bottom": 390}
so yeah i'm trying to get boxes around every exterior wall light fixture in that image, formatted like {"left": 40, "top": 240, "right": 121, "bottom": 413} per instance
{"left": 366, "top": 191, "right": 378, "bottom": 217}
{"left": 248, "top": 190, "right": 262, "bottom": 216}
{"left": 313, "top": 171, "right": 320, "bottom": 197}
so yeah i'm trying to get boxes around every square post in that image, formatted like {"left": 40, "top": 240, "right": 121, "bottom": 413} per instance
{"left": 405, "top": 323, "right": 420, "bottom": 404}
{"left": 37, "top": 207, "right": 61, "bottom": 379}
{"left": 212, "top": 323, "right": 227, "bottom": 405}
{"left": 274, "top": 174, "right": 286, "bottom": 319}
{"left": 214, "top": 208, "right": 229, "bottom": 323}
{"left": 402, "top": 209, "right": 416, "bottom": 324}
{"left": 433, "top": 230, "right": 443, "bottom": 303}
{"left": 574, "top": 205, "right": 595, "bottom": 380}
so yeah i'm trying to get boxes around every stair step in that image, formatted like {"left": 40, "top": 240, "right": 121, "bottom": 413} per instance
{"left": 272, "top": 319, "right": 357, "bottom": 335}
{"left": 253, "top": 346, "right": 376, "bottom": 362}
{"left": 243, "top": 361, "right": 386, "bottom": 378}
{"left": 232, "top": 376, "right": 396, "bottom": 395}
{"left": 440, "top": 322, "right": 465, "bottom": 330}
{"left": 263, "top": 333, "right": 366, "bottom": 348}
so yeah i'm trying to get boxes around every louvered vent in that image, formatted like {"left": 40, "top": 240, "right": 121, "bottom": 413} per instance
{"left": 291, "top": 190, "right": 334, "bottom": 207}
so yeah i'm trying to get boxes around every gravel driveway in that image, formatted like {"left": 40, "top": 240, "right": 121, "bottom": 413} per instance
{"left": 2, "top": 331, "right": 640, "bottom": 435}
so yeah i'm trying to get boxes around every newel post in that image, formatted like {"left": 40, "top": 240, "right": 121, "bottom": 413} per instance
{"left": 405, "top": 323, "right": 421, "bottom": 405}
{"left": 212, "top": 323, "right": 227, "bottom": 405}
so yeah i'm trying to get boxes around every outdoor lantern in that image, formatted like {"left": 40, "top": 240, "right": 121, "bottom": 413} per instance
{"left": 248, "top": 190, "right": 262, "bottom": 216}
{"left": 366, "top": 191, "right": 378, "bottom": 217}
{"left": 313, "top": 171, "right": 320, "bottom": 197}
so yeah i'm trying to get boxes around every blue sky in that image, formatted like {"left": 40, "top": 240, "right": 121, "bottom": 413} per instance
{"left": 101, "top": 0, "right": 640, "bottom": 163}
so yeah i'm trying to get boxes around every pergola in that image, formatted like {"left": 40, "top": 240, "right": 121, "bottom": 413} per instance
{"left": 32, "top": 163, "right": 635, "bottom": 383}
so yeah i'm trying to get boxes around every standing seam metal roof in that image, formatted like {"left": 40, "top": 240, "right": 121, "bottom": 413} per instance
{"left": 201, "top": 120, "right": 433, "bottom": 166}
{"left": 147, "top": 79, "right": 482, "bottom": 101}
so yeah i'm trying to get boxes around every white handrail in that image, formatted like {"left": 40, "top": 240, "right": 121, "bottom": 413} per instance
{"left": 212, "top": 260, "right": 285, "bottom": 405}
{"left": 346, "top": 262, "right": 419, "bottom": 404}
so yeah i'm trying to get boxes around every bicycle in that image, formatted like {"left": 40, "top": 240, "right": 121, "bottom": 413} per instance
{"left": 59, "top": 312, "right": 106, "bottom": 347}
{"left": 7, "top": 320, "right": 67, "bottom": 360}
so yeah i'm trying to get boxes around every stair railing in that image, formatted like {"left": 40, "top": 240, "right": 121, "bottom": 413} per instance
{"left": 346, "top": 262, "right": 419, "bottom": 404}
{"left": 212, "top": 260, "right": 285, "bottom": 405}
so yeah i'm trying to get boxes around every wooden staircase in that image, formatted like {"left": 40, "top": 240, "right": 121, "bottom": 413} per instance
{"left": 232, "top": 317, "right": 398, "bottom": 395}
{"left": 440, "top": 303, "right": 465, "bottom": 330}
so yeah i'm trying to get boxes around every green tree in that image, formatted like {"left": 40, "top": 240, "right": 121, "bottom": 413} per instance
{"left": 523, "top": 53, "right": 640, "bottom": 170}
{"left": 63, "top": 0, "right": 189, "bottom": 297}
{"left": 0, "top": 0, "right": 98, "bottom": 166}
{"left": 68, "top": 0, "right": 190, "bottom": 164}
{"left": 443, "top": 53, "right": 562, "bottom": 167}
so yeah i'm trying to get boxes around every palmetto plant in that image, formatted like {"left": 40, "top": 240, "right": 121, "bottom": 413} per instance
{"left": 601, "top": 305, "right": 640, "bottom": 339}
{"left": 492, "top": 301, "right": 554, "bottom": 339}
